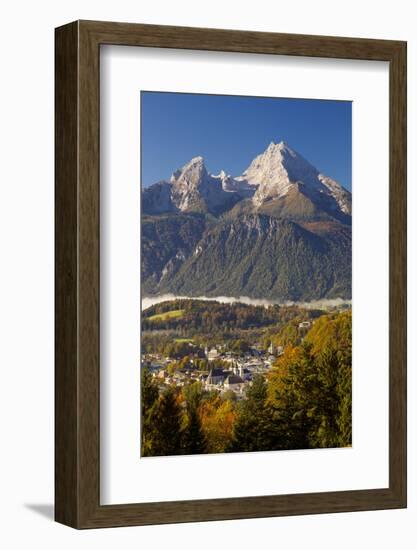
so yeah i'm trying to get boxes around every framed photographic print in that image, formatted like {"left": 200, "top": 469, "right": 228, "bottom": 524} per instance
{"left": 55, "top": 20, "right": 407, "bottom": 528}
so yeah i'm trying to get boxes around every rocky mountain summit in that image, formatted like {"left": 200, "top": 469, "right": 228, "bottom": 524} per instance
{"left": 143, "top": 141, "right": 351, "bottom": 222}
{"left": 142, "top": 141, "right": 352, "bottom": 301}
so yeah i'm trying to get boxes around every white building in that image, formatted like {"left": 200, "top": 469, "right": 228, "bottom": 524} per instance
{"left": 206, "top": 347, "right": 220, "bottom": 361}
{"left": 231, "top": 361, "right": 251, "bottom": 381}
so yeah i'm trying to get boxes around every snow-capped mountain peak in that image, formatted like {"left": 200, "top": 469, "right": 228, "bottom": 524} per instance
{"left": 170, "top": 156, "right": 207, "bottom": 187}
{"left": 238, "top": 141, "right": 350, "bottom": 214}
{"left": 143, "top": 141, "right": 351, "bottom": 218}
{"left": 241, "top": 141, "right": 318, "bottom": 205}
{"left": 166, "top": 156, "right": 248, "bottom": 214}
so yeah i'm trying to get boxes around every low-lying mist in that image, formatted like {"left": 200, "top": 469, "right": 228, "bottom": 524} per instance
{"left": 141, "top": 293, "right": 351, "bottom": 311}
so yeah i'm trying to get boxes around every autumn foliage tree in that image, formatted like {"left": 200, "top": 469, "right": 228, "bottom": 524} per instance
{"left": 199, "top": 395, "right": 236, "bottom": 453}
{"left": 268, "top": 311, "right": 352, "bottom": 449}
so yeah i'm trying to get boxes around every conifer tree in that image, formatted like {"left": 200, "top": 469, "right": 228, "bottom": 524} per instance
{"left": 151, "top": 387, "right": 183, "bottom": 456}
{"left": 229, "top": 375, "right": 276, "bottom": 452}
{"left": 182, "top": 381, "right": 207, "bottom": 454}
{"left": 182, "top": 406, "right": 207, "bottom": 455}
{"left": 141, "top": 368, "right": 159, "bottom": 457}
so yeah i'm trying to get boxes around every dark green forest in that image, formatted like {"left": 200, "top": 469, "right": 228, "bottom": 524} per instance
{"left": 142, "top": 298, "right": 322, "bottom": 335}
{"left": 142, "top": 212, "right": 351, "bottom": 301}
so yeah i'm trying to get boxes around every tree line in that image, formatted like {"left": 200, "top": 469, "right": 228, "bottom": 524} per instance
{"left": 142, "top": 299, "right": 322, "bottom": 332}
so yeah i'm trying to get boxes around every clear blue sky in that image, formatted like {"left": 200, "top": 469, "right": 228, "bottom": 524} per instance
{"left": 141, "top": 91, "right": 352, "bottom": 191}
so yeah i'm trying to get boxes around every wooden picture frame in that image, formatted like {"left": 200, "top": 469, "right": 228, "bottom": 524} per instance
{"left": 55, "top": 20, "right": 407, "bottom": 529}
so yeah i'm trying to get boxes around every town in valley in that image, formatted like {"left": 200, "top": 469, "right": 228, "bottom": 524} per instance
{"left": 141, "top": 297, "right": 352, "bottom": 456}
{"left": 141, "top": 300, "right": 330, "bottom": 400}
